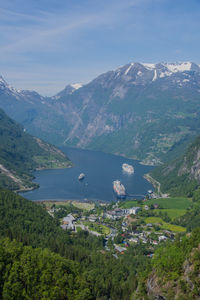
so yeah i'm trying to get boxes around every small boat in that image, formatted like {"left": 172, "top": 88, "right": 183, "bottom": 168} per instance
{"left": 78, "top": 173, "right": 85, "bottom": 180}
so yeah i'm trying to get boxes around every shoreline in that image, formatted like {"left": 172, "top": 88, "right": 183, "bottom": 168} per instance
{"left": 30, "top": 198, "right": 108, "bottom": 205}
{"left": 144, "top": 173, "right": 169, "bottom": 198}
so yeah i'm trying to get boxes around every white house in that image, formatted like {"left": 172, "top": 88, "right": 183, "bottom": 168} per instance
{"left": 128, "top": 207, "right": 141, "bottom": 215}
{"left": 158, "top": 235, "right": 167, "bottom": 242}
{"left": 61, "top": 214, "right": 76, "bottom": 230}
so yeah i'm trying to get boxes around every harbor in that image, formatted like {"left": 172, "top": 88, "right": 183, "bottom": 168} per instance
{"left": 20, "top": 147, "right": 154, "bottom": 202}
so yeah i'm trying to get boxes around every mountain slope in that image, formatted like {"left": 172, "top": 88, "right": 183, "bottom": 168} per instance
{"left": 0, "top": 238, "right": 86, "bottom": 300}
{"left": 141, "top": 228, "right": 200, "bottom": 300}
{"left": 1, "top": 62, "right": 200, "bottom": 164}
{"left": 0, "top": 108, "right": 71, "bottom": 191}
{"left": 151, "top": 135, "right": 200, "bottom": 196}
{"left": 0, "top": 188, "right": 147, "bottom": 299}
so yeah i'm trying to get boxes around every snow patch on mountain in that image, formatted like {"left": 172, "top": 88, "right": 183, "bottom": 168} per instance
{"left": 124, "top": 63, "right": 134, "bottom": 75}
{"left": 163, "top": 62, "right": 192, "bottom": 73}
{"left": 70, "top": 83, "right": 83, "bottom": 90}
{"left": 159, "top": 71, "right": 173, "bottom": 78}
{"left": 152, "top": 70, "right": 157, "bottom": 81}
{"left": 142, "top": 63, "right": 156, "bottom": 70}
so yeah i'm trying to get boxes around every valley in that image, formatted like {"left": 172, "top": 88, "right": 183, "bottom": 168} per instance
{"left": 1, "top": 0, "right": 200, "bottom": 298}
{"left": 1, "top": 62, "right": 200, "bottom": 300}
{"left": 1, "top": 62, "right": 200, "bottom": 165}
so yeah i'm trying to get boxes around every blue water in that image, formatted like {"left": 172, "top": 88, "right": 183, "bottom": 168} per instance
{"left": 21, "top": 147, "right": 154, "bottom": 202}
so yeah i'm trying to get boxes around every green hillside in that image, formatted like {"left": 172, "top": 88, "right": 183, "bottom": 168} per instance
{"left": 0, "top": 238, "right": 85, "bottom": 300}
{"left": 142, "top": 228, "right": 200, "bottom": 300}
{"left": 1, "top": 188, "right": 200, "bottom": 299}
{"left": 135, "top": 188, "right": 200, "bottom": 299}
{"left": 0, "top": 189, "right": 150, "bottom": 300}
{"left": 0, "top": 108, "right": 71, "bottom": 191}
{"left": 151, "top": 135, "right": 200, "bottom": 196}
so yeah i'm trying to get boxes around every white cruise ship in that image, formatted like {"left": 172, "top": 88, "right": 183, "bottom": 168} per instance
{"left": 113, "top": 180, "right": 126, "bottom": 198}
{"left": 122, "top": 163, "right": 134, "bottom": 174}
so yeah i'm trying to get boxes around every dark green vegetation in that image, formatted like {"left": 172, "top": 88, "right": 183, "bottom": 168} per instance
{"left": 0, "top": 108, "right": 71, "bottom": 191}
{"left": 0, "top": 189, "right": 151, "bottom": 299}
{"left": 174, "top": 188, "right": 200, "bottom": 232}
{"left": 142, "top": 228, "right": 200, "bottom": 300}
{"left": 151, "top": 135, "right": 200, "bottom": 196}
{"left": 134, "top": 187, "right": 200, "bottom": 299}
{"left": 0, "top": 238, "right": 84, "bottom": 299}
{"left": 1, "top": 188, "right": 199, "bottom": 299}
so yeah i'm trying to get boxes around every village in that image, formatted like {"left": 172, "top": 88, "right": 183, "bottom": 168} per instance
{"left": 43, "top": 194, "right": 185, "bottom": 257}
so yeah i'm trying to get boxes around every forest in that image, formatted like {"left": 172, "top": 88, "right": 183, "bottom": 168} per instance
{"left": 1, "top": 187, "right": 200, "bottom": 299}
{"left": 0, "top": 188, "right": 150, "bottom": 299}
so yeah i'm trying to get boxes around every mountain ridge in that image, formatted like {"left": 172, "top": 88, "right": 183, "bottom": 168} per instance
{"left": 1, "top": 61, "right": 200, "bottom": 164}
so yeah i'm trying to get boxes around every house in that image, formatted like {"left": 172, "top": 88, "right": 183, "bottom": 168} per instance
{"left": 158, "top": 235, "right": 167, "bottom": 242}
{"left": 129, "top": 237, "right": 138, "bottom": 243}
{"left": 128, "top": 207, "right": 141, "bottom": 215}
{"left": 114, "top": 244, "right": 127, "bottom": 253}
{"left": 61, "top": 214, "right": 76, "bottom": 230}
{"left": 152, "top": 240, "right": 158, "bottom": 245}
{"left": 88, "top": 215, "right": 97, "bottom": 222}
{"left": 141, "top": 238, "right": 147, "bottom": 244}
{"left": 105, "top": 208, "right": 124, "bottom": 220}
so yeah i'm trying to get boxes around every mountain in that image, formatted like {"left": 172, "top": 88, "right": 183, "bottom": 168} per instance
{"left": 151, "top": 135, "right": 200, "bottom": 196}
{"left": 0, "top": 108, "right": 71, "bottom": 191}
{"left": 52, "top": 83, "right": 83, "bottom": 99}
{"left": 140, "top": 227, "right": 200, "bottom": 300}
{"left": 1, "top": 62, "right": 200, "bottom": 164}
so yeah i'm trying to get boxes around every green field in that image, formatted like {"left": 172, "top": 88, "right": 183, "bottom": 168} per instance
{"left": 72, "top": 201, "right": 95, "bottom": 211}
{"left": 162, "top": 223, "right": 186, "bottom": 232}
{"left": 145, "top": 217, "right": 163, "bottom": 224}
{"left": 83, "top": 222, "right": 110, "bottom": 235}
{"left": 119, "top": 200, "right": 139, "bottom": 209}
{"left": 147, "top": 197, "right": 192, "bottom": 209}
{"left": 145, "top": 217, "right": 186, "bottom": 233}
{"left": 156, "top": 209, "right": 187, "bottom": 220}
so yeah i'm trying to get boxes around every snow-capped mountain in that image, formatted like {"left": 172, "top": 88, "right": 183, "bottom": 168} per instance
{"left": 1, "top": 61, "right": 200, "bottom": 164}
{"left": 92, "top": 61, "right": 200, "bottom": 90}
{"left": 0, "top": 75, "right": 45, "bottom": 103}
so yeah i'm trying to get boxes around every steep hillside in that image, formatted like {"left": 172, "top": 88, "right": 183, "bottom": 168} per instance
{"left": 0, "top": 108, "right": 71, "bottom": 191}
{"left": 151, "top": 136, "right": 200, "bottom": 196}
{"left": 135, "top": 228, "right": 200, "bottom": 300}
{"left": 1, "top": 62, "right": 200, "bottom": 164}
{"left": 0, "top": 188, "right": 148, "bottom": 299}
{"left": 0, "top": 238, "right": 87, "bottom": 300}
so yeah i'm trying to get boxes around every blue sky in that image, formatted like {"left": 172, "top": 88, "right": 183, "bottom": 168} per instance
{"left": 0, "top": 0, "right": 200, "bottom": 95}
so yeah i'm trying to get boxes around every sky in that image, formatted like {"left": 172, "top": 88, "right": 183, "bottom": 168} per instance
{"left": 0, "top": 0, "right": 200, "bottom": 96}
